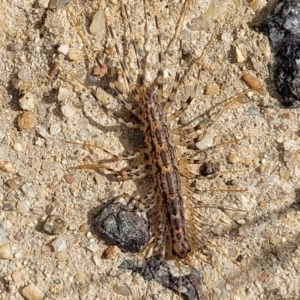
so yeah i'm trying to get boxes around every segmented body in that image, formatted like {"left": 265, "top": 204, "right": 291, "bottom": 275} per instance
{"left": 140, "top": 89, "right": 191, "bottom": 259}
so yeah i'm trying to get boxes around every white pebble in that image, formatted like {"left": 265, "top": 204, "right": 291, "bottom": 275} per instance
{"left": 18, "top": 69, "right": 31, "bottom": 80}
{"left": 19, "top": 92, "right": 36, "bottom": 111}
{"left": 0, "top": 244, "right": 13, "bottom": 260}
{"left": 235, "top": 47, "right": 245, "bottom": 63}
{"left": 16, "top": 199, "right": 31, "bottom": 213}
{"left": 13, "top": 143, "right": 23, "bottom": 152}
{"left": 35, "top": 125, "right": 53, "bottom": 140}
{"left": 38, "top": 0, "right": 50, "bottom": 8}
{"left": 57, "top": 44, "right": 69, "bottom": 55}
{"left": 58, "top": 86, "right": 74, "bottom": 102}
{"left": 22, "top": 283, "right": 44, "bottom": 300}
{"left": 49, "top": 123, "right": 62, "bottom": 135}
{"left": 90, "top": 10, "right": 105, "bottom": 36}
{"left": 221, "top": 32, "right": 233, "bottom": 42}
{"left": 21, "top": 182, "right": 36, "bottom": 198}
{"left": 52, "top": 236, "right": 67, "bottom": 252}
{"left": 61, "top": 104, "right": 75, "bottom": 119}
{"left": 196, "top": 133, "right": 215, "bottom": 150}
{"left": 283, "top": 139, "right": 298, "bottom": 151}
{"left": 87, "top": 242, "right": 100, "bottom": 253}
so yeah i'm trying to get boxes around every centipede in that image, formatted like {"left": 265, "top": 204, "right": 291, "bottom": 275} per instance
{"left": 56, "top": 0, "right": 264, "bottom": 299}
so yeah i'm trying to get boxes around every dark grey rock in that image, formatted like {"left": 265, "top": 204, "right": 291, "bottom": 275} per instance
{"left": 119, "top": 256, "right": 202, "bottom": 300}
{"left": 259, "top": 0, "right": 300, "bottom": 107}
{"left": 93, "top": 202, "right": 150, "bottom": 253}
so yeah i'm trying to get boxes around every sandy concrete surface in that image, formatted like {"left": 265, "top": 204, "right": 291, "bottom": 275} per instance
{"left": 0, "top": 0, "right": 299, "bottom": 299}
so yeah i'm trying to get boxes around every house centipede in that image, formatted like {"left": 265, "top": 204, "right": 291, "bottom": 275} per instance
{"left": 56, "top": 0, "right": 264, "bottom": 299}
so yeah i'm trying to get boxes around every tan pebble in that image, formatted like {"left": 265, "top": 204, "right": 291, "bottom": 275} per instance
{"left": 205, "top": 83, "right": 220, "bottom": 95}
{"left": 283, "top": 171, "right": 290, "bottom": 181}
{"left": 22, "top": 283, "right": 44, "bottom": 300}
{"left": 249, "top": 0, "right": 262, "bottom": 10}
{"left": 269, "top": 235, "right": 279, "bottom": 245}
{"left": 228, "top": 153, "right": 239, "bottom": 164}
{"left": 79, "top": 223, "right": 89, "bottom": 233}
{"left": 0, "top": 244, "right": 13, "bottom": 260}
{"left": 256, "top": 165, "right": 265, "bottom": 173}
{"left": 13, "top": 142, "right": 23, "bottom": 152}
{"left": 55, "top": 251, "right": 68, "bottom": 260}
{"left": 64, "top": 173, "right": 75, "bottom": 184}
{"left": 240, "top": 158, "right": 252, "bottom": 166}
{"left": 93, "top": 63, "right": 108, "bottom": 77}
{"left": 68, "top": 51, "right": 81, "bottom": 61}
{"left": 40, "top": 243, "right": 52, "bottom": 255}
{"left": 0, "top": 160, "right": 15, "bottom": 173}
{"left": 43, "top": 215, "right": 67, "bottom": 235}
{"left": 235, "top": 47, "right": 245, "bottom": 63}
{"left": 11, "top": 270, "right": 22, "bottom": 283}
{"left": 102, "top": 246, "right": 116, "bottom": 259}
{"left": 258, "top": 272, "right": 269, "bottom": 282}
{"left": 74, "top": 272, "right": 85, "bottom": 282}
{"left": 17, "top": 111, "right": 34, "bottom": 129}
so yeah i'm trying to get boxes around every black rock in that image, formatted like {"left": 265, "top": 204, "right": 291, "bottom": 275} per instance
{"left": 259, "top": 0, "right": 300, "bottom": 107}
{"left": 119, "top": 256, "right": 202, "bottom": 300}
{"left": 93, "top": 202, "right": 150, "bottom": 253}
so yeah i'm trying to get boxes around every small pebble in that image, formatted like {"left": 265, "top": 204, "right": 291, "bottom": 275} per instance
{"left": 90, "top": 10, "right": 105, "bottom": 36}
{"left": 205, "top": 83, "right": 220, "bottom": 95}
{"left": 57, "top": 44, "right": 69, "bottom": 55}
{"left": 228, "top": 153, "right": 239, "bottom": 164}
{"left": 55, "top": 251, "right": 68, "bottom": 260}
{"left": 0, "top": 160, "right": 14, "bottom": 173}
{"left": 49, "top": 123, "right": 61, "bottom": 135}
{"left": 61, "top": 104, "right": 75, "bottom": 119}
{"left": 6, "top": 176, "right": 23, "bottom": 190}
{"left": 11, "top": 270, "right": 22, "bottom": 283}
{"left": 49, "top": 0, "right": 71, "bottom": 8}
{"left": 196, "top": 133, "right": 215, "bottom": 150}
{"left": 236, "top": 47, "right": 246, "bottom": 63}
{"left": 38, "top": 0, "right": 50, "bottom": 8}
{"left": 18, "top": 69, "right": 31, "bottom": 80}
{"left": 102, "top": 246, "right": 116, "bottom": 259}
{"left": 51, "top": 236, "right": 67, "bottom": 252}
{"left": 22, "top": 283, "right": 44, "bottom": 300}
{"left": 68, "top": 51, "right": 81, "bottom": 61}
{"left": 16, "top": 199, "right": 30, "bottom": 214}
{"left": 87, "top": 242, "right": 100, "bottom": 253}
{"left": 58, "top": 86, "right": 74, "bottom": 102}
{"left": 93, "top": 63, "right": 108, "bottom": 77}
{"left": 74, "top": 272, "right": 85, "bottom": 282}
{"left": 79, "top": 223, "right": 89, "bottom": 233}
{"left": 43, "top": 215, "right": 67, "bottom": 235}
{"left": 35, "top": 125, "right": 53, "bottom": 140}
{"left": 17, "top": 111, "right": 34, "bottom": 130}
{"left": 113, "top": 283, "right": 131, "bottom": 297}
{"left": 13, "top": 142, "right": 23, "bottom": 152}
{"left": 21, "top": 182, "right": 36, "bottom": 198}
{"left": 0, "top": 244, "right": 13, "bottom": 260}
{"left": 41, "top": 161, "right": 53, "bottom": 171}
{"left": 64, "top": 173, "right": 75, "bottom": 184}
{"left": 19, "top": 92, "right": 36, "bottom": 111}
{"left": 7, "top": 43, "right": 23, "bottom": 51}
{"left": 283, "top": 139, "right": 298, "bottom": 151}
{"left": 14, "top": 230, "right": 24, "bottom": 242}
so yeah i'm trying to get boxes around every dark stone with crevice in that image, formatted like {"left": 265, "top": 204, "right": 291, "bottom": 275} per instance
{"left": 259, "top": 0, "right": 300, "bottom": 107}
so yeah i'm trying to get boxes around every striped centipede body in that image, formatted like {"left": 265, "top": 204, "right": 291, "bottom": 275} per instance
{"left": 57, "top": 0, "right": 264, "bottom": 299}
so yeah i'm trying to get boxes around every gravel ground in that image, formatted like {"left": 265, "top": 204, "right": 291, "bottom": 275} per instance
{"left": 0, "top": 0, "right": 300, "bottom": 299}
